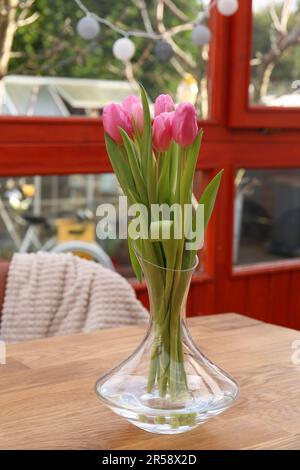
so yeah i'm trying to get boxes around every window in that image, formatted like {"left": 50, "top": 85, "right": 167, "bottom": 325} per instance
{"left": 229, "top": 0, "right": 300, "bottom": 127}
{"left": 251, "top": 0, "right": 300, "bottom": 108}
{"left": 0, "top": 170, "right": 205, "bottom": 276}
{"left": 0, "top": 173, "right": 134, "bottom": 277}
{"left": 0, "top": 0, "right": 212, "bottom": 118}
{"left": 234, "top": 168, "right": 300, "bottom": 266}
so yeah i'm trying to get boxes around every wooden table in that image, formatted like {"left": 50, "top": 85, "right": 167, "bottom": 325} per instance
{"left": 0, "top": 313, "right": 300, "bottom": 450}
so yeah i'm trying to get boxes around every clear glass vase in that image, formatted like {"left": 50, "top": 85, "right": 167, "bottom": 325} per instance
{"left": 95, "top": 252, "right": 239, "bottom": 435}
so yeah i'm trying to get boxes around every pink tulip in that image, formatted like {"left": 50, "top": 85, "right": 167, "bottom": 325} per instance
{"left": 152, "top": 112, "right": 173, "bottom": 152}
{"left": 154, "top": 94, "right": 175, "bottom": 116}
{"left": 122, "top": 95, "right": 141, "bottom": 113}
{"left": 131, "top": 103, "right": 144, "bottom": 134}
{"left": 122, "top": 95, "right": 144, "bottom": 133}
{"left": 103, "top": 103, "right": 133, "bottom": 143}
{"left": 172, "top": 103, "right": 198, "bottom": 147}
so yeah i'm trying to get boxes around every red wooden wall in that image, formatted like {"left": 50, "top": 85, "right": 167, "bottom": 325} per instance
{"left": 0, "top": 1, "right": 300, "bottom": 329}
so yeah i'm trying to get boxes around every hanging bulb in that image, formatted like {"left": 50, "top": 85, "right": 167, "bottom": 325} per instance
{"left": 77, "top": 15, "right": 100, "bottom": 40}
{"left": 112, "top": 37, "right": 135, "bottom": 62}
{"left": 217, "top": 0, "right": 239, "bottom": 16}
{"left": 155, "top": 40, "right": 174, "bottom": 62}
{"left": 191, "top": 24, "right": 211, "bottom": 46}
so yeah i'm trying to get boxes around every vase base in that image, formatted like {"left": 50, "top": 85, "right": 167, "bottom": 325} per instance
{"left": 96, "top": 376, "right": 238, "bottom": 435}
{"left": 129, "top": 420, "right": 200, "bottom": 435}
{"left": 105, "top": 404, "right": 234, "bottom": 434}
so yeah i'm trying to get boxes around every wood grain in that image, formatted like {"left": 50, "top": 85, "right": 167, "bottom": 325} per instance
{"left": 0, "top": 314, "right": 300, "bottom": 450}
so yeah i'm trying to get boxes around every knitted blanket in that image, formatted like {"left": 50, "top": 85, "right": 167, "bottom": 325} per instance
{"left": 0, "top": 252, "right": 148, "bottom": 343}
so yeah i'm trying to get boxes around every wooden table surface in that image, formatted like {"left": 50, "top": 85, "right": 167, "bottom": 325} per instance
{"left": 0, "top": 313, "right": 300, "bottom": 450}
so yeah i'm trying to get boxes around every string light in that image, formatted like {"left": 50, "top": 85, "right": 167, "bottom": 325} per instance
{"left": 155, "top": 40, "right": 174, "bottom": 62}
{"left": 112, "top": 37, "right": 136, "bottom": 62}
{"left": 191, "top": 24, "right": 211, "bottom": 46}
{"left": 77, "top": 15, "right": 100, "bottom": 40}
{"left": 217, "top": 0, "right": 239, "bottom": 16}
{"left": 74, "top": 0, "right": 239, "bottom": 62}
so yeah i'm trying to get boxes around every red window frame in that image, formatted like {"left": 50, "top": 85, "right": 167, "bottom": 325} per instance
{"left": 3, "top": 4, "right": 300, "bottom": 326}
{"left": 0, "top": 7, "right": 228, "bottom": 309}
{"left": 229, "top": 0, "right": 300, "bottom": 128}
{"left": 0, "top": 6, "right": 226, "bottom": 167}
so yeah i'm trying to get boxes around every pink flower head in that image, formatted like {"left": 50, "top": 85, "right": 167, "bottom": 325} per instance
{"left": 103, "top": 103, "right": 133, "bottom": 143}
{"left": 122, "top": 95, "right": 144, "bottom": 134}
{"left": 152, "top": 112, "right": 173, "bottom": 152}
{"left": 172, "top": 103, "right": 198, "bottom": 147}
{"left": 122, "top": 95, "right": 141, "bottom": 113}
{"left": 154, "top": 94, "right": 175, "bottom": 116}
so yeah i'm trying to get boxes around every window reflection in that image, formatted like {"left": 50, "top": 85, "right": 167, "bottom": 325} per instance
{"left": 0, "top": 0, "right": 211, "bottom": 118}
{"left": 0, "top": 174, "right": 134, "bottom": 277}
{"left": 234, "top": 169, "right": 300, "bottom": 265}
{"left": 251, "top": 0, "right": 300, "bottom": 107}
{"left": 0, "top": 170, "right": 204, "bottom": 277}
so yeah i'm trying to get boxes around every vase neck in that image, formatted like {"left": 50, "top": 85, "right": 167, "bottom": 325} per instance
{"left": 138, "top": 258, "right": 193, "bottom": 324}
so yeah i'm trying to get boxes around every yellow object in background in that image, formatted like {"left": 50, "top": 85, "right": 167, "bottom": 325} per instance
{"left": 55, "top": 218, "right": 96, "bottom": 260}
{"left": 176, "top": 74, "right": 198, "bottom": 105}
{"left": 21, "top": 184, "right": 35, "bottom": 198}
{"left": 56, "top": 218, "right": 95, "bottom": 243}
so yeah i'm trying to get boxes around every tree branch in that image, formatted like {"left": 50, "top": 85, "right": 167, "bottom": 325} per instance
{"left": 253, "top": 0, "right": 300, "bottom": 100}
{"left": 17, "top": 0, "right": 37, "bottom": 21}
{"left": 0, "top": 0, "right": 19, "bottom": 78}
{"left": 281, "top": 0, "right": 293, "bottom": 33}
{"left": 124, "top": 60, "right": 139, "bottom": 89}
{"left": 155, "top": 0, "right": 196, "bottom": 69}
{"left": 17, "top": 11, "right": 39, "bottom": 27}
{"left": 163, "top": 0, "right": 189, "bottom": 22}
{"left": 268, "top": 3, "right": 282, "bottom": 32}
{"left": 132, "top": 0, "right": 154, "bottom": 34}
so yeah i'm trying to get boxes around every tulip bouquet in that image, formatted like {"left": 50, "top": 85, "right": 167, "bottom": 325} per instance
{"left": 103, "top": 86, "right": 223, "bottom": 401}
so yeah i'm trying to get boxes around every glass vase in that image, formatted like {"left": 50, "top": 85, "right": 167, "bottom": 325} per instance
{"left": 95, "top": 252, "right": 239, "bottom": 435}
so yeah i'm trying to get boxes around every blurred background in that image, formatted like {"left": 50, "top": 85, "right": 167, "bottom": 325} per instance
{"left": 1, "top": 0, "right": 300, "bottom": 327}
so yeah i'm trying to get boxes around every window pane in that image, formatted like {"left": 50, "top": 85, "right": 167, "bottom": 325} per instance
{"left": 0, "top": 0, "right": 211, "bottom": 118}
{"left": 0, "top": 174, "right": 134, "bottom": 278}
{"left": 250, "top": 0, "right": 300, "bottom": 107}
{"left": 234, "top": 168, "right": 300, "bottom": 266}
{"left": 0, "top": 171, "right": 205, "bottom": 277}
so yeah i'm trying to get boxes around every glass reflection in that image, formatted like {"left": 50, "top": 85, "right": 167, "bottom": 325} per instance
{"left": 251, "top": 0, "right": 300, "bottom": 107}
{"left": 234, "top": 168, "right": 300, "bottom": 265}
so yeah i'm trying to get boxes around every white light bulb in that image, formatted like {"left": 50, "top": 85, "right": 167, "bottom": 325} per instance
{"left": 112, "top": 37, "right": 135, "bottom": 62}
{"left": 77, "top": 15, "right": 100, "bottom": 40}
{"left": 191, "top": 24, "right": 211, "bottom": 46}
{"left": 217, "top": 0, "right": 239, "bottom": 16}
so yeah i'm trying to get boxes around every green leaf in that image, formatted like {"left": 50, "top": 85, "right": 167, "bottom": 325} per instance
{"left": 162, "top": 238, "right": 178, "bottom": 270}
{"left": 158, "top": 148, "right": 172, "bottom": 203}
{"left": 139, "top": 84, "right": 157, "bottom": 204}
{"left": 120, "top": 128, "right": 148, "bottom": 204}
{"left": 169, "top": 142, "right": 180, "bottom": 204}
{"left": 199, "top": 169, "right": 224, "bottom": 228}
{"left": 183, "top": 169, "right": 224, "bottom": 269}
{"left": 140, "top": 84, "right": 152, "bottom": 178}
{"left": 128, "top": 235, "right": 143, "bottom": 282}
{"left": 131, "top": 118, "right": 142, "bottom": 155}
{"left": 147, "top": 153, "right": 158, "bottom": 205}
{"left": 105, "top": 134, "right": 135, "bottom": 196}
{"left": 127, "top": 188, "right": 142, "bottom": 205}
{"left": 181, "top": 130, "right": 203, "bottom": 205}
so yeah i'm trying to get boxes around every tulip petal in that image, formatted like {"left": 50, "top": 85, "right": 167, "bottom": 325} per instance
{"left": 155, "top": 94, "right": 175, "bottom": 116}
